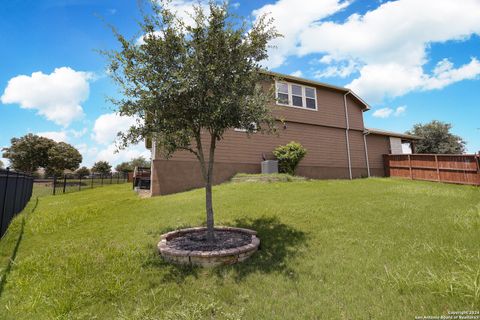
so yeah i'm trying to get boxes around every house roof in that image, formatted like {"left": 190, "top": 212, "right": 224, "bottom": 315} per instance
{"left": 260, "top": 70, "right": 371, "bottom": 111}
{"left": 366, "top": 128, "right": 421, "bottom": 140}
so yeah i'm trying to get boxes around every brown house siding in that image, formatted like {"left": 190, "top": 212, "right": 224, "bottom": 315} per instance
{"left": 152, "top": 120, "right": 371, "bottom": 195}
{"left": 366, "top": 133, "right": 391, "bottom": 176}
{"left": 263, "top": 78, "right": 365, "bottom": 131}
{"left": 148, "top": 74, "right": 409, "bottom": 196}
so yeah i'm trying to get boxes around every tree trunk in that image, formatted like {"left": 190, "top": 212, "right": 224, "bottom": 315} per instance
{"left": 194, "top": 132, "right": 217, "bottom": 242}
{"left": 205, "top": 177, "right": 214, "bottom": 241}
{"left": 205, "top": 133, "right": 216, "bottom": 242}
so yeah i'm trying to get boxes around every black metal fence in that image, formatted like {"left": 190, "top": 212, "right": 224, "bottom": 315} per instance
{"left": 0, "top": 169, "right": 33, "bottom": 238}
{"left": 33, "top": 173, "right": 128, "bottom": 197}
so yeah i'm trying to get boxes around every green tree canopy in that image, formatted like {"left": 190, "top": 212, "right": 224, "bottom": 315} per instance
{"left": 407, "top": 120, "right": 466, "bottom": 154}
{"left": 105, "top": 1, "right": 279, "bottom": 240}
{"left": 46, "top": 142, "right": 82, "bottom": 177}
{"left": 91, "top": 161, "right": 112, "bottom": 176}
{"left": 75, "top": 166, "right": 91, "bottom": 178}
{"left": 115, "top": 162, "right": 133, "bottom": 174}
{"left": 130, "top": 156, "right": 150, "bottom": 169}
{"left": 2, "top": 134, "right": 56, "bottom": 173}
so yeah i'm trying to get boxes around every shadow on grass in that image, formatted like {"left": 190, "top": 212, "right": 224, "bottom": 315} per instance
{"left": 0, "top": 198, "right": 39, "bottom": 298}
{"left": 143, "top": 216, "right": 307, "bottom": 283}
{"left": 225, "top": 216, "right": 307, "bottom": 281}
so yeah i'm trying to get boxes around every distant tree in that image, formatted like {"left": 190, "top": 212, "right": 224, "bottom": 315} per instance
{"left": 2, "top": 134, "right": 56, "bottom": 173}
{"left": 129, "top": 156, "right": 150, "bottom": 169}
{"left": 104, "top": 1, "right": 278, "bottom": 241}
{"left": 75, "top": 166, "right": 90, "bottom": 178}
{"left": 46, "top": 142, "right": 82, "bottom": 177}
{"left": 115, "top": 162, "right": 133, "bottom": 174}
{"left": 91, "top": 161, "right": 112, "bottom": 176}
{"left": 407, "top": 120, "right": 466, "bottom": 154}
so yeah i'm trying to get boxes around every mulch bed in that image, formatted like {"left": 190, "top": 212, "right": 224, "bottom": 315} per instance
{"left": 167, "top": 230, "right": 252, "bottom": 251}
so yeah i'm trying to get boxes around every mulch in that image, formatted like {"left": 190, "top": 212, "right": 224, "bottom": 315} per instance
{"left": 167, "top": 230, "right": 252, "bottom": 251}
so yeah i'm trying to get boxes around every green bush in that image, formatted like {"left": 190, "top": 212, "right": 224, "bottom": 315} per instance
{"left": 273, "top": 141, "right": 307, "bottom": 175}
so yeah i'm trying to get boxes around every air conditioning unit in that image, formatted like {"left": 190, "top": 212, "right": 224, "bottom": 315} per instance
{"left": 261, "top": 160, "right": 278, "bottom": 174}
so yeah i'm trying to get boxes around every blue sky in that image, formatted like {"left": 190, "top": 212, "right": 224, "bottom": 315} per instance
{"left": 1, "top": 0, "right": 479, "bottom": 168}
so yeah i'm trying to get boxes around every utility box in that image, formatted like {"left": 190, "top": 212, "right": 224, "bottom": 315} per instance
{"left": 261, "top": 160, "right": 278, "bottom": 174}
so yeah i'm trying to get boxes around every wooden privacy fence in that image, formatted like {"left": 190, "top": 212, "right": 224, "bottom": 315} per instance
{"left": 384, "top": 154, "right": 480, "bottom": 186}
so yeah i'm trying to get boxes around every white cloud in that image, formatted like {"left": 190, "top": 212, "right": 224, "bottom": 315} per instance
{"left": 136, "top": 30, "right": 164, "bottom": 45}
{"left": 256, "top": 0, "right": 480, "bottom": 102}
{"left": 70, "top": 127, "right": 88, "bottom": 138}
{"left": 372, "top": 107, "right": 393, "bottom": 118}
{"left": 315, "top": 59, "right": 357, "bottom": 78}
{"left": 394, "top": 105, "right": 406, "bottom": 116}
{"left": 137, "top": 0, "right": 210, "bottom": 45}
{"left": 37, "top": 131, "right": 68, "bottom": 143}
{"left": 422, "top": 58, "right": 480, "bottom": 90}
{"left": 0, "top": 146, "right": 9, "bottom": 169}
{"left": 92, "top": 113, "right": 137, "bottom": 145}
{"left": 290, "top": 70, "right": 303, "bottom": 77}
{"left": 252, "top": 0, "right": 349, "bottom": 68}
{"left": 372, "top": 105, "right": 407, "bottom": 118}
{"left": 1, "top": 67, "right": 92, "bottom": 126}
{"left": 75, "top": 143, "right": 89, "bottom": 155}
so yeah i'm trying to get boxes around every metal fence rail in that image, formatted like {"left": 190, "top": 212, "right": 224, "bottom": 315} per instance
{"left": 32, "top": 173, "right": 128, "bottom": 197}
{"left": 0, "top": 169, "right": 33, "bottom": 238}
{"left": 384, "top": 154, "right": 480, "bottom": 185}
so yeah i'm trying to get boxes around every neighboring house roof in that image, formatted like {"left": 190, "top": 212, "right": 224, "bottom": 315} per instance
{"left": 366, "top": 128, "right": 421, "bottom": 140}
{"left": 260, "top": 70, "right": 371, "bottom": 111}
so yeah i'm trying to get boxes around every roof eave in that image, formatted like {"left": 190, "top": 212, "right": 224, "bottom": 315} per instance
{"left": 366, "top": 128, "right": 421, "bottom": 140}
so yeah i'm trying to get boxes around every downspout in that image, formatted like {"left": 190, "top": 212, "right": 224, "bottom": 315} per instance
{"left": 343, "top": 92, "right": 353, "bottom": 180}
{"left": 363, "top": 130, "right": 371, "bottom": 177}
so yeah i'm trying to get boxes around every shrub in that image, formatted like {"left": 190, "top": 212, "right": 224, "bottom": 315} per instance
{"left": 273, "top": 141, "right": 307, "bottom": 175}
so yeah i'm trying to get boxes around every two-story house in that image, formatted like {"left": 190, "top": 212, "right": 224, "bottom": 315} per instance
{"left": 148, "top": 70, "right": 419, "bottom": 195}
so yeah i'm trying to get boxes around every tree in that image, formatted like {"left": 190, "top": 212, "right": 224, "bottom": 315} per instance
{"left": 115, "top": 162, "right": 133, "bottom": 174}
{"left": 2, "top": 134, "right": 56, "bottom": 173}
{"left": 407, "top": 120, "right": 466, "bottom": 154}
{"left": 91, "top": 161, "right": 112, "bottom": 176}
{"left": 105, "top": 1, "right": 279, "bottom": 241}
{"left": 130, "top": 156, "right": 150, "bottom": 169}
{"left": 46, "top": 142, "right": 82, "bottom": 177}
{"left": 0, "top": 159, "right": 4, "bottom": 169}
{"left": 273, "top": 142, "right": 307, "bottom": 175}
{"left": 75, "top": 166, "right": 90, "bottom": 178}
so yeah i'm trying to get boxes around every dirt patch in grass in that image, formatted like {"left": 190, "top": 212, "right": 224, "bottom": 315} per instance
{"left": 168, "top": 230, "right": 252, "bottom": 251}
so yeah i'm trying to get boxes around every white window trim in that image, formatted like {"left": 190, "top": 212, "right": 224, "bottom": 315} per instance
{"left": 275, "top": 80, "right": 318, "bottom": 111}
{"left": 234, "top": 122, "right": 258, "bottom": 132}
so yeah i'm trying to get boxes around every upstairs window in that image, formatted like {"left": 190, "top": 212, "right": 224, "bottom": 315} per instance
{"left": 275, "top": 81, "right": 317, "bottom": 110}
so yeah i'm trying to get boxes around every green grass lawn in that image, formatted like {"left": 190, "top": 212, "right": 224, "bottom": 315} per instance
{"left": 0, "top": 178, "right": 479, "bottom": 319}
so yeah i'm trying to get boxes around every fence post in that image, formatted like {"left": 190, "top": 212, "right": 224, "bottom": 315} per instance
{"left": 63, "top": 175, "right": 67, "bottom": 194}
{"left": 117, "top": 173, "right": 120, "bottom": 184}
{"left": 79, "top": 176, "right": 82, "bottom": 191}
{"left": 20, "top": 173, "right": 27, "bottom": 211}
{"left": 91, "top": 175, "right": 94, "bottom": 188}
{"left": 101, "top": 175, "right": 104, "bottom": 186}
{"left": 435, "top": 155, "right": 441, "bottom": 182}
{"left": 53, "top": 175, "right": 56, "bottom": 195}
{"left": 11, "top": 171, "right": 19, "bottom": 215}
{"left": 110, "top": 174, "right": 113, "bottom": 185}
{"left": 408, "top": 154, "right": 413, "bottom": 180}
